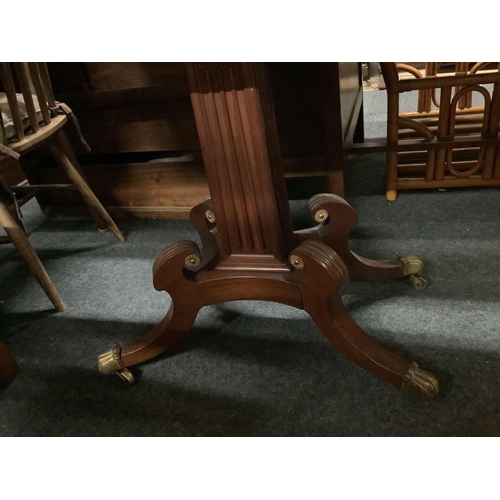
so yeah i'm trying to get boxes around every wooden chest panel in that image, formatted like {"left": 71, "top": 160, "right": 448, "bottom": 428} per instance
{"left": 32, "top": 63, "right": 362, "bottom": 219}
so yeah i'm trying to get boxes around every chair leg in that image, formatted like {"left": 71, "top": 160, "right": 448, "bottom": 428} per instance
{"left": 0, "top": 199, "right": 66, "bottom": 312}
{"left": 0, "top": 343, "right": 20, "bottom": 385}
{"left": 386, "top": 151, "right": 398, "bottom": 201}
{"left": 55, "top": 131, "right": 109, "bottom": 232}
{"left": 46, "top": 138, "right": 126, "bottom": 243}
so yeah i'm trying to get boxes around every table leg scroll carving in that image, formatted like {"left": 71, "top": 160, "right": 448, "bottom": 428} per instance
{"left": 189, "top": 199, "right": 219, "bottom": 269}
{"left": 97, "top": 240, "right": 203, "bottom": 380}
{"left": 298, "top": 193, "right": 428, "bottom": 287}
{"left": 290, "top": 240, "right": 438, "bottom": 400}
{"left": 97, "top": 236, "right": 438, "bottom": 399}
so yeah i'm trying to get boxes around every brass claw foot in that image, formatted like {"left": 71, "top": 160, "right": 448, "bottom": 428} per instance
{"left": 397, "top": 255, "right": 428, "bottom": 288}
{"left": 402, "top": 362, "right": 439, "bottom": 401}
{"left": 97, "top": 345, "right": 124, "bottom": 375}
{"left": 97, "top": 345, "right": 135, "bottom": 384}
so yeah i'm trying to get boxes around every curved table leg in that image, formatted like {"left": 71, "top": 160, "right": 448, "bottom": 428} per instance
{"left": 291, "top": 240, "right": 438, "bottom": 400}
{"left": 97, "top": 240, "right": 203, "bottom": 382}
{"left": 97, "top": 198, "right": 221, "bottom": 383}
{"left": 298, "top": 194, "right": 426, "bottom": 286}
{"left": 97, "top": 302, "right": 200, "bottom": 383}
{"left": 310, "top": 297, "right": 438, "bottom": 399}
{"left": 97, "top": 224, "right": 437, "bottom": 399}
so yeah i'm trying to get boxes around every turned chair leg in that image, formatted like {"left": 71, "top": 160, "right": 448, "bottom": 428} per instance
{"left": 55, "top": 132, "right": 109, "bottom": 232}
{"left": 46, "top": 136, "right": 126, "bottom": 243}
{"left": 386, "top": 152, "right": 398, "bottom": 201}
{"left": 0, "top": 343, "right": 20, "bottom": 385}
{"left": 0, "top": 199, "right": 66, "bottom": 312}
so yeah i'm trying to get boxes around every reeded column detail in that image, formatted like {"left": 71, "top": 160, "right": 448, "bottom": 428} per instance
{"left": 185, "top": 63, "right": 294, "bottom": 269}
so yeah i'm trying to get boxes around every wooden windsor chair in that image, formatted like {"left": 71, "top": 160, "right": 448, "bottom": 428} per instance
{"left": 379, "top": 62, "right": 500, "bottom": 201}
{"left": 0, "top": 174, "right": 66, "bottom": 311}
{"left": 0, "top": 62, "right": 126, "bottom": 311}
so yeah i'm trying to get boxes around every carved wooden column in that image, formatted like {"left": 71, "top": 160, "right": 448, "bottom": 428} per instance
{"left": 97, "top": 63, "right": 438, "bottom": 400}
{"left": 185, "top": 62, "right": 294, "bottom": 270}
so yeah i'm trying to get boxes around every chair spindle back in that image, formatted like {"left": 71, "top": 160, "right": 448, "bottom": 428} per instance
{"left": 1, "top": 62, "right": 57, "bottom": 146}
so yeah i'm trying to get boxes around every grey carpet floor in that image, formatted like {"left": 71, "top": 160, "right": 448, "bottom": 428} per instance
{"left": 1, "top": 92, "right": 500, "bottom": 436}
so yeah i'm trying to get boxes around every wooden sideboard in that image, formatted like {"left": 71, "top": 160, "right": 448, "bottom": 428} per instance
{"left": 20, "top": 63, "right": 363, "bottom": 219}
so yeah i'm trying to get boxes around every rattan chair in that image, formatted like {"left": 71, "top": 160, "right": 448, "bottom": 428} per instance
{"left": 379, "top": 62, "right": 500, "bottom": 201}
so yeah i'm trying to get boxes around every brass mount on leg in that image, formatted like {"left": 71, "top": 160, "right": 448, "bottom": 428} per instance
{"left": 397, "top": 255, "right": 428, "bottom": 288}
{"left": 397, "top": 255, "right": 424, "bottom": 275}
{"left": 205, "top": 209, "right": 216, "bottom": 223}
{"left": 402, "top": 362, "right": 439, "bottom": 401}
{"left": 97, "top": 344, "right": 135, "bottom": 383}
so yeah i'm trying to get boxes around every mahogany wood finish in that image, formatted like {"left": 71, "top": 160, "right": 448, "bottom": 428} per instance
{"left": 269, "top": 62, "right": 363, "bottom": 197}
{"left": 320, "top": 62, "right": 364, "bottom": 195}
{"left": 186, "top": 62, "right": 294, "bottom": 269}
{"left": 98, "top": 63, "right": 438, "bottom": 400}
{"left": 30, "top": 63, "right": 362, "bottom": 218}
{"left": 297, "top": 194, "right": 407, "bottom": 281}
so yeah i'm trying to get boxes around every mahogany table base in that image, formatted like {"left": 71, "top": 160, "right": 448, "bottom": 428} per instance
{"left": 98, "top": 195, "right": 438, "bottom": 400}
{"left": 97, "top": 63, "right": 438, "bottom": 400}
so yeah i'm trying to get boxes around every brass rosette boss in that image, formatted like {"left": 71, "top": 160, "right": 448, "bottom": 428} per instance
{"left": 314, "top": 209, "right": 329, "bottom": 223}
{"left": 205, "top": 209, "right": 216, "bottom": 223}
{"left": 289, "top": 255, "right": 305, "bottom": 270}
{"left": 184, "top": 254, "right": 202, "bottom": 270}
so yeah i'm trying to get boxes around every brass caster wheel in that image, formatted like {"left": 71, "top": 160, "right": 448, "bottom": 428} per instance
{"left": 409, "top": 273, "right": 428, "bottom": 289}
{"left": 116, "top": 368, "right": 135, "bottom": 384}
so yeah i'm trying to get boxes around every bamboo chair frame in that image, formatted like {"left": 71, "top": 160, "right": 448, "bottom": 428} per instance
{"left": 379, "top": 62, "right": 500, "bottom": 201}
